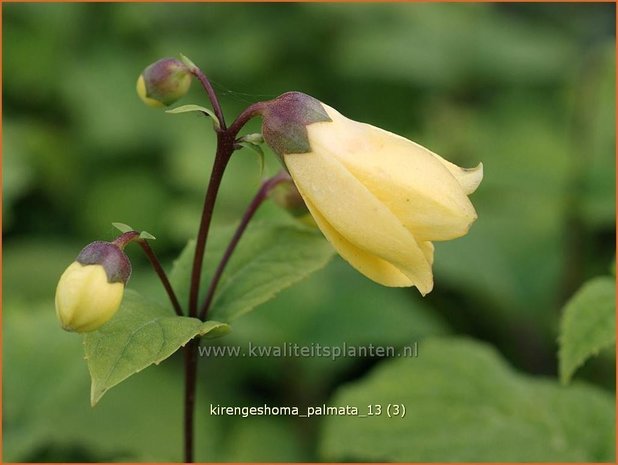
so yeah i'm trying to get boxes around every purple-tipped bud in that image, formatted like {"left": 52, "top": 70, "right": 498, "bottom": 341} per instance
{"left": 76, "top": 241, "right": 132, "bottom": 284}
{"left": 55, "top": 241, "right": 132, "bottom": 333}
{"left": 260, "top": 92, "right": 331, "bottom": 156}
{"left": 137, "top": 58, "right": 192, "bottom": 107}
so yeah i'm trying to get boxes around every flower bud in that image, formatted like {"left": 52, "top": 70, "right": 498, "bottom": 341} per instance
{"left": 55, "top": 242, "right": 131, "bottom": 333}
{"left": 136, "top": 58, "right": 192, "bottom": 107}
{"left": 270, "top": 179, "right": 316, "bottom": 227}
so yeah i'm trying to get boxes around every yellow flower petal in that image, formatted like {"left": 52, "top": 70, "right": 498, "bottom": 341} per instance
{"left": 55, "top": 262, "right": 124, "bottom": 332}
{"left": 429, "top": 157, "right": 483, "bottom": 195}
{"left": 304, "top": 198, "right": 413, "bottom": 287}
{"left": 285, "top": 150, "right": 434, "bottom": 295}
{"left": 136, "top": 75, "right": 165, "bottom": 108}
{"left": 419, "top": 241, "right": 434, "bottom": 266}
{"left": 309, "top": 106, "right": 478, "bottom": 242}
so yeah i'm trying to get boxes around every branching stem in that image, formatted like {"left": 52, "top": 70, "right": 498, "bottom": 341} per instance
{"left": 137, "top": 240, "right": 183, "bottom": 317}
{"left": 183, "top": 64, "right": 267, "bottom": 463}
{"left": 113, "top": 231, "right": 183, "bottom": 317}
{"left": 198, "top": 171, "right": 290, "bottom": 321}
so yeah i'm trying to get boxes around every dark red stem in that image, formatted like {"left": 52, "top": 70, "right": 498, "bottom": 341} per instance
{"left": 198, "top": 171, "right": 290, "bottom": 321}
{"left": 183, "top": 65, "right": 266, "bottom": 463}
{"left": 188, "top": 133, "right": 234, "bottom": 318}
{"left": 137, "top": 240, "right": 184, "bottom": 317}
{"left": 190, "top": 67, "right": 227, "bottom": 130}
{"left": 112, "top": 231, "right": 140, "bottom": 249}
{"left": 113, "top": 231, "right": 183, "bottom": 317}
{"left": 183, "top": 338, "right": 199, "bottom": 463}
{"left": 227, "top": 102, "right": 267, "bottom": 136}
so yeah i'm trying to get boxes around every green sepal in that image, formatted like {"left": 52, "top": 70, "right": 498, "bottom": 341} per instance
{"left": 112, "top": 222, "right": 133, "bottom": 233}
{"left": 179, "top": 53, "right": 198, "bottom": 71}
{"left": 139, "top": 231, "right": 156, "bottom": 240}
{"left": 237, "top": 141, "right": 265, "bottom": 176}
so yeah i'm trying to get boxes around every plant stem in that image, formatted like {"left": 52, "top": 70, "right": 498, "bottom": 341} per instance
{"left": 183, "top": 338, "right": 199, "bottom": 463}
{"left": 190, "top": 68, "right": 227, "bottom": 130}
{"left": 184, "top": 140, "right": 232, "bottom": 463}
{"left": 198, "top": 171, "right": 290, "bottom": 321}
{"left": 188, "top": 133, "right": 235, "bottom": 318}
{"left": 112, "top": 231, "right": 140, "bottom": 249}
{"left": 113, "top": 231, "right": 183, "bottom": 316}
{"left": 227, "top": 102, "right": 266, "bottom": 136}
{"left": 184, "top": 65, "right": 266, "bottom": 463}
{"left": 137, "top": 240, "right": 184, "bottom": 317}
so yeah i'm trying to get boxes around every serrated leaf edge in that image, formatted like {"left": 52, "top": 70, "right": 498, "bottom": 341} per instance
{"left": 88, "top": 317, "right": 229, "bottom": 406}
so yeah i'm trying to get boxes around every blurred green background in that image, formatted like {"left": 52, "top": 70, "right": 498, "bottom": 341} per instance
{"left": 3, "top": 3, "right": 615, "bottom": 462}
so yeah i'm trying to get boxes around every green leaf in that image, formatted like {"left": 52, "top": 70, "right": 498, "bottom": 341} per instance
{"left": 320, "top": 338, "right": 615, "bottom": 462}
{"left": 139, "top": 230, "right": 156, "bottom": 240}
{"left": 166, "top": 104, "right": 220, "bottom": 129}
{"left": 179, "top": 52, "right": 198, "bottom": 71}
{"left": 112, "top": 223, "right": 156, "bottom": 240}
{"left": 222, "top": 256, "right": 448, "bottom": 397}
{"left": 112, "top": 222, "right": 133, "bottom": 233}
{"left": 84, "top": 289, "right": 229, "bottom": 405}
{"left": 559, "top": 276, "right": 616, "bottom": 384}
{"left": 170, "top": 222, "right": 334, "bottom": 322}
{"left": 237, "top": 141, "right": 265, "bottom": 176}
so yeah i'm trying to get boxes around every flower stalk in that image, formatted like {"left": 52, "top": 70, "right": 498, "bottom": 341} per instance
{"left": 137, "top": 239, "right": 183, "bottom": 317}
{"left": 198, "top": 171, "right": 291, "bottom": 321}
{"left": 112, "top": 230, "right": 183, "bottom": 317}
{"left": 189, "top": 66, "right": 227, "bottom": 131}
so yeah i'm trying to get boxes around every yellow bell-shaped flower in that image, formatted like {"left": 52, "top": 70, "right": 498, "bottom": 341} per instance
{"left": 260, "top": 92, "right": 483, "bottom": 295}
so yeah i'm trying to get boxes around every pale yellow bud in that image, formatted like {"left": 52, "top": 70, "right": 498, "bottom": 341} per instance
{"left": 55, "top": 241, "right": 131, "bottom": 332}
{"left": 136, "top": 75, "right": 165, "bottom": 108}
{"left": 55, "top": 262, "right": 124, "bottom": 332}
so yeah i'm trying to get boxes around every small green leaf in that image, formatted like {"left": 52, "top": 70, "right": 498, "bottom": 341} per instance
{"left": 139, "top": 230, "right": 156, "bottom": 240}
{"left": 321, "top": 338, "right": 615, "bottom": 462}
{"left": 84, "top": 289, "right": 229, "bottom": 405}
{"left": 112, "top": 222, "right": 133, "bottom": 233}
{"left": 559, "top": 276, "right": 616, "bottom": 384}
{"left": 238, "top": 142, "right": 265, "bottom": 176}
{"left": 179, "top": 52, "right": 197, "bottom": 71}
{"left": 166, "top": 104, "right": 220, "bottom": 129}
{"left": 239, "top": 133, "right": 264, "bottom": 145}
{"left": 170, "top": 222, "right": 334, "bottom": 323}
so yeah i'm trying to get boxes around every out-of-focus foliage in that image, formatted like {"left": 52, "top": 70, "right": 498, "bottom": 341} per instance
{"left": 321, "top": 338, "right": 615, "bottom": 462}
{"left": 559, "top": 276, "right": 616, "bottom": 384}
{"left": 3, "top": 3, "right": 615, "bottom": 462}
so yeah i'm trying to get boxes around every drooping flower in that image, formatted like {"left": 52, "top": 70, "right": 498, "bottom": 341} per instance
{"left": 55, "top": 241, "right": 131, "bottom": 332}
{"left": 260, "top": 92, "right": 483, "bottom": 295}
